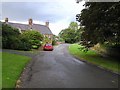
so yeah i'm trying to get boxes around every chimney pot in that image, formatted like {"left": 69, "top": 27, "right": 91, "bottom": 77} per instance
{"left": 45, "top": 21, "right": 49, "bottom": 27}
{"left": 5, "top": 17, "right": 8, "bottom": 23}
{"left": 28, "top": 18, "right": 33, "bottom": 26}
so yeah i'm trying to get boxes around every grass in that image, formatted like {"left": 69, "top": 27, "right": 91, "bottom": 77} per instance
{"left": 69, "top": 44, "right": 119, "bottom": 73}
{"left": 0, "top": 52, "right": 2, "bottom": 89}
{"left": 2, "top": 52, "right": 31, "bottom": 88}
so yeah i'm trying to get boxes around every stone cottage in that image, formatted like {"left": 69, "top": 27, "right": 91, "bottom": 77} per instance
{"left": 4, "top": 18, "right": 53, "bottom": 42}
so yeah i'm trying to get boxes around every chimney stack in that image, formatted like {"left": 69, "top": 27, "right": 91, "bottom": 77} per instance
{"left": 45, "top": 21, "right": 49, "bottom": 27}
{"left": 5, "top": 17, "right": 8, "bottom": 23}
{"left": 28, "top": 18, "right": 33, "bottom": 26}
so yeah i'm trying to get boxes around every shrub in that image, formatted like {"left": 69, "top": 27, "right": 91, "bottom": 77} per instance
{"left": 21, "top": 30, "right": 43, "bottom": 49}
{"left": 32, "top": 45, "right": 38, "bottom": 49}
{"left": 8, "top": 36, "right": 20, "bottom": 49}
{"left": 2, "top": 23, "right": 20, "bottom": 49}
{"left": 2, "top": 23, "right": 43, "bottom": 50}
{"left": 52, "top": 39, "right": 56, "bottom": 45}
{"left": 17, "top": 35, "right": 32, "bottom": 51}
{"left": 78, "top": 45, "right": 88, "bottom": 53}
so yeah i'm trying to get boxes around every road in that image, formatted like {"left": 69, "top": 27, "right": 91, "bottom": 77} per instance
{"left": 20, "top": 44, "right": 119, "bottom": 88}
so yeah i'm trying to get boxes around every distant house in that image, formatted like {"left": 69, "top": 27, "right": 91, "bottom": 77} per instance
{"left": 4, "top": 18, "right": 53, "bottom": 42}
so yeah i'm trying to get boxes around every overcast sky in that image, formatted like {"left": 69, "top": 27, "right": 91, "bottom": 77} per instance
{"left": 1, "top": 0, "right": 85, "bottom": 35}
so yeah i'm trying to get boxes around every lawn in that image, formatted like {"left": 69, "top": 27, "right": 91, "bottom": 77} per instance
{"left": 0, "top": 52, "right": 2, "bottom": 89}
{"left": 69, "top": 44, "right": 119, "bottom": 73}
{"left": 2, "top": 52, "right": 31, "bottom": 88}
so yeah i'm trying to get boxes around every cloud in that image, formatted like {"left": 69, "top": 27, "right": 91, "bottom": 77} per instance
{"left": 1, "top": 0, "right": 85, "bottom": 35}
{"left": 2, "top": 2, "right": 73, "bottom": 22}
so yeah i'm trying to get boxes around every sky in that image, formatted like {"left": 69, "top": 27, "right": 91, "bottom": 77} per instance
{"left": 1, "top": 0, "right": 85, "bottom": 35}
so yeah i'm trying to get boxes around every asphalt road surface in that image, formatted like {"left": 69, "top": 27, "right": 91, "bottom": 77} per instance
{"left": 20, "top": 44, "right": 119, "bottom": 88}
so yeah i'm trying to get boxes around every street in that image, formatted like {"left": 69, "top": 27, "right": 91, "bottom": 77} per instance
{"left": 20, "top": 44, "right": 119, "bottom": 88}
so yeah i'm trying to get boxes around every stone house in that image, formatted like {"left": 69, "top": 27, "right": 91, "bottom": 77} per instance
{"left": 4, "top": 18, "right": 53, "bottom": 43}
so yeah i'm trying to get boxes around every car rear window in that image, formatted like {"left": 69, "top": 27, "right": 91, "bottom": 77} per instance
{"left": 45, "top": 44, "right": 52, "bottom": 46}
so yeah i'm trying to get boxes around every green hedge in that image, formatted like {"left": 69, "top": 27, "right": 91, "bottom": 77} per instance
{"left": 2, "top": 23, "right": 43, "bottom": 50}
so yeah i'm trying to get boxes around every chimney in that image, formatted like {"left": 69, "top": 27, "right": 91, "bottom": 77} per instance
{"left": 28, "top": 18, "right": 33, "bottom": 26}
{"left": 45, "top": 21, "right": 49, "bottom": 27}
{"left": 5, "top": 17, "right": 8, "bottom": 23}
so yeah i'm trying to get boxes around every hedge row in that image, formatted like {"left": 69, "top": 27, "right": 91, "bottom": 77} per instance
{"left": 2, "top": 23, "right": 43, "bottom": 51}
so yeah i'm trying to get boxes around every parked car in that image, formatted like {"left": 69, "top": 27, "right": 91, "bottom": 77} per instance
{"left": 43, "top": 43, "right": 53, "bottom": 51}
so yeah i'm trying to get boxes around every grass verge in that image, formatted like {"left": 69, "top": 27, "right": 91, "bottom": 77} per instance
{"left": 2, "top": 52, "right": 31, "bottom": 88}
{"left": 69, "top": 44, "right": 119, "bottom": 74}
{"left": 0, "top": 52, "right": 2, "bottom": 89}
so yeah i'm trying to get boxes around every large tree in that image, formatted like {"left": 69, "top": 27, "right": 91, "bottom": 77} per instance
{"left": 76, "top": 2, "right": 120, "bottom": 47}
{"left": 59, "top": 22, "right": 83, "bottom": 43}
{"left": 68, "top": 22, "right": 78, "bottom": 30}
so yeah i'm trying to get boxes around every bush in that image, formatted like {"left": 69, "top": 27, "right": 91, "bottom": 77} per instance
{"left": 32, "top": 45, "right": 39, "bottom": 49}
{"left": 2, "top": 23, "right": 43, "bottom": 50}
{"left": 52, "top": 40, "right": 56, "bottom": 45}
{"left": 43, "top": 36, "right": 50, "bottom": 44}
{"left": 78, "top": 45, "right": 88, "bottom": 53}
{"left": 17, "top": 35, "right": 32, "bottom": 51}
{"left": 8, "top": 36, "right": 21, "bottom": 49}
{"left": 2, "top": 23, "right": 20, "bottom": 49}
{"left": 20, "top": 30, "right": 43, "bottom": 50}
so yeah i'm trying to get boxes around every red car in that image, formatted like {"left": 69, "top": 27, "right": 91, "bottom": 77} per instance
{"left": 43, "top": 44, "right": 53, "bottom": 51}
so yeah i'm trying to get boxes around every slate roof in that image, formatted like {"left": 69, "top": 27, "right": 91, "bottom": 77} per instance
{"left": 7, "top": 22, "right": 53, "bottom": 35}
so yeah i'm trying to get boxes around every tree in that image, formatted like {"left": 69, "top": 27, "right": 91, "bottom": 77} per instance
{"left": 76, "top": 2, "right": 120, "bottom": 47}
{"left": 68, "top": 22, "right": 78, "bottom": 30}
{"left": 59, "top": 22, "right": 83, "bottom": 43}
{"left": 0, "top": 22, "right": 2, "bottom": 48}
{"left": 74, "top": 27, "right": 84, "bottom": 42}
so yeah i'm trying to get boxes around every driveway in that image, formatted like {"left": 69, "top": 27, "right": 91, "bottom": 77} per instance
{"left": 20, "top": 44, "right": 119, "bottom": 88}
